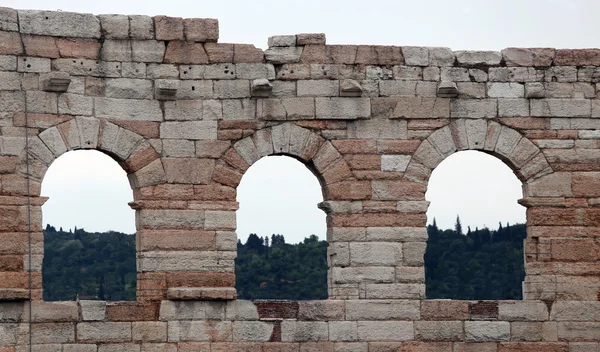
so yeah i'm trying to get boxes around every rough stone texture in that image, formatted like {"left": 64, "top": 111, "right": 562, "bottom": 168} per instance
{"left": 0, "top": 7, "right": 598, "bottom": 350}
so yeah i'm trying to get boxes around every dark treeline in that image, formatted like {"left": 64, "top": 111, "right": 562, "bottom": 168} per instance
{"left": 43, "top": 225, "right": 136, "bottom": 301}
{"left": 41, "top": 219, "right": 525, "bottom": 301}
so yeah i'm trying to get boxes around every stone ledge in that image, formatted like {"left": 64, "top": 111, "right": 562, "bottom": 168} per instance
{"left": 166, "top": 287, "right": 237, "bottom": 300}
{"left": 0, "top": 288, "right": 29, "bottom": 300}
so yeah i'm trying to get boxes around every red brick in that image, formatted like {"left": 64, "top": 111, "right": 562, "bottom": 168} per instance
{"left": 212, "top": 163, "right": 243, "bottom": 188}
{"left": 56, "top": 38, "right": 101, "bottom": 59}
{"left": 233, "top": 44, "right": 264, "bottom": 63}
{"left": 327, "top": 45, "right": 357, "bottom": 64}
{"left": 502, "top": 48, "right": 556, "bottom": 67}
{"left": 469, "top": 301, "right": 498, "bottom": 320}
{"left": 184, "top": 18, "right": 219, "bottom": 42}
{"left": 408, "top": 119, "right": 450, "bottom": 130}
{"left": 218, "top": 129, "right": 244, "bottom": 140}
{"left": 528, "top": 208, "right": 600, "bottom": 226}
{"left": 377, "top": 140, "right": 421, "bottom": 154}
{"left": 399, "top": 342, "right": 452, "bottom": 352}
{"left": 125, "top": 144, "right": 160, "bottom": 173}
{"left": 328, "top": 181, "right": 371, "bottom": 200}
{"left": 256, "top": 301, "right": 299, "bottom": 319}
{"left": 528, "top": 226, "right": 600, "bottom": 238}
{"left": 0, "top": 255, "right": 22, "bottom": 271}
{"left": 354, "top": 170, "right": 404, "bottom": 180}
{"left": 499, "top": 117, "right": 550, "bottom": 130}
{"left": 453, "top": 343, "right": 498, "bottom": 352}
{"left": 300, "top": 45, "right": 327, "bottom": 63}
{"left": 572, "top": 172, "right": 600, "bottom": 197}
{"left": 0, "top": 272, "right": 41, "bottom": 289}
{"left": 196, "top": 140, "right": 231, "bottom": 158}
{"left": 106, "top": 302, "right": 160, "bottom": 321}
{"left": 321, "top": 159, "right": 353, "bottom": 185}
{"left": 178, "top": 343, "right": 211, "bottom": 352}
{"left": 111, "top": 121, "right": 159, "bottom": 139}
{"left": 374, "top": 45, "right": 404, "bottom": 65}
{"left": 164, "top": 41, "right": 209, "bottom": 64}
{"left": 332, "top": 139, "right": 377, "bottom": 154}
{"left": 372, "top": 180, "right": 426, "bottom": 200}
{"left": 551, "top": 239, "right": 598, "bottom": 262}
{"left": 193, "top": 184, "right": 236, "bottom": 201}
{"left": 137, "top": 184, "right": 195, "bottom": 200}
{"left": 0, "top": 31, "right": 23, "bottom": 55}
{"left": 331, "top": 213, "right": 426, "bottom": 227}
{"left": 345, "top": 154, "right": 381, "bottom": 170}
{"left": 421, "top": 300, "right": 469, "bottom": 320}
{"left": 356, "top": 45, "right": 378, "bottom": 65}
{"left": 137, "top": 272, "right": 167, "bottom": 301}
{"left": 498, "top": 342, "right": 568, "bottom": 352}
{"left": 154, "top": 16, "right": 184, "bottom": 40}
{"left": 296, "top": 33, "right": 326, "bottom": 46}
{"left": 555, "top": 49, "right": 600, "bottom": 66}
{"left": 0, "top": 232, "right": 42, "bottom": 255}
{"left": 219, "top": 120, "right": 258, "bottom": 130}
{"left": 0, "top": 156, "right": 17, "bottom": 174}
{"left": 167, "top": 272, "right": 235, "bottom": 287}
{"left": 205, "top": 43, "right": 234, "bottom": 63}
{"left": 211, "top": 343, "right": 262, "bottom": 352}
{"left": 222, "top": 148, "right": 249, "bottom": 172}
{"left": 22, "top": 35, "right": 59, "bottom": 58}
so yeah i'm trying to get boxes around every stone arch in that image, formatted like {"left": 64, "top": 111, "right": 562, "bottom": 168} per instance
{"left": 405, "top": 119, "right": 553, "bottom": 187}
{"left": 214, "top": 122, "right": 354, "bottom": 200}
{"left": 17, "top": 117, "right": 162, "bottom": 194}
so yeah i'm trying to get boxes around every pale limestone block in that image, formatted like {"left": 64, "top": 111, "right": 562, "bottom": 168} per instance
{"left": 455, "top": 50, "right": 501, "bottom": 65}
{"left": 114, "top": 127, "right": 144, "bottom": 159}
{"left": 402, "top": 47, "right": 428, "bottom": 66}
{"left": 272, "top": 81, "right": 296, "bottom": 97}
{"left": 130, "top": 15, "right": 155, "bottom": 39}
{"left": 225, "top": 300, "right": 259, "bottom": 320}
{"left": 204, "top": 64, "right": 236, "bottom": 80}
{"left": 366, "top": 227, "right": 427, "bottom": 242}
{"left": 332, "top": 266, "right": 395, "bottom": 284}
{"left": 281, "top": 321, "right": 329, "bottom": 342}
{"left": 52, "top": 58, "right": 120, "bottom": 77}
{"left": 0, "top": 7, "right": 18, "bottom": 31}
{"left": 138, "top": 209, "right": 204, "bottom": 230}
{"left": 428, "top": 126, "right": 456, "bottom": 157}
{"left": 31, "top": 323, "right": 75, "bottom": 344}
{"left": 139, "top": 251, "right": 233, "bottom": 272}
{"left": 177, "top": 80, "right": 213, "bottom": 100}
{"left": 213, "top": 80, "right": 250, "bottom": 99}
{"left": 498, "top": 99, "right": 530, "bottom": 117}
{"left": 403, "top": 242, "right": 426, "bottom": 266}
{"left": 232, "top": 321, "right": 274, "bottom": 342}
{"left": 469, "top": 69, "right": 488, "bottom": 82}
{"left": 509, "top": 137, "right": 540, "bottom": 168}
{"left": 167, "top": 320, "right": 232, "bottom": 342}
{"left": 29, "top": 137, "right": 54, "bottom": 165}
{"left": 298, "top": 80, "right": 339, "bottom": 97}
{"left": 531, "top": 99, "right": 591, "bottom": 117}
{"left": 329, "top": 242, "right": 350, "bottom": 267}
{"left": 120, "top": 62, "right": 146, "bottom": 78}
{"left": 271, "top": 123, "right": 293, "bottom": 154}
{"left": 321, "top": 201, "right": 362, "bottom": 214}
{"left": 412, "top": 140, "right": 442, "bottom": 169}
{"left": 465, "top": 321, "right": 510, "bottom": 342}
{"left": 0, "top": 56, "right": 17, "bottom": 71}
{"left": 39, "top": 126, "right": 67, "bottom": 157}
{"left": 236, "top": 63, "right": 275, "bottom": 80}
{"left": 0, "top": 71, "right": 20, "bottom": 90}
{"left": 568, "top": 342, "right": 599, "bottom": 352}
{"left": 164, "top": 100, "right": 203, "bottom": 121}
{"left": 381, "top": 155, "right": 411, "bottom": 172}
{"left": 162, "top": 139, "right": 195, "bottom": 157}
{"left": 348, "top": 119, "right": 407, "bottom": 139}
{"left": 63, "top": 344, "right": 98, "bottom": 352}
{"left": 77, "top": 322, "right": 132, "bottom": 342}
{"left": 392, "top": 66, "right": 422, "bottom": 80}
{"left": 365, "top": 283, "right": 424, "bottom": 299}
{"left": 105, "top": 78, "right": 153, "bottom": 100}
{"left": 366, "top": 66, "right": 393, "bottom": 80}
{"left": 349, "top": 242, "right": 402, "bottom": 266}
{"left": 558, "top": 322, "right": 600, "bottom": 341}
{"left": 131, "top": 40, "right": 166, "bottom": 63}
{"left": 0, "top": 302, "right": 24, "bottom": 323}
{"left": 19, "top": 10, "right": 100, "bottom": 37}
{"left": 23, "top": 302, "right": 78, "bottom": 323}
{"left": 379, "top": 81, "right": 416, "bottom": 96}
{"left": 357, "top": 321, "right": 414, "bottom": 341}
{"left": 329, "top": 321, "right": 358, "bottom": 342}
{"left": 179, "top": 65, "right": 205, "bottom": 80}
{"left": 159, "top": 301, "right": 205, "bottom": 321}
{"left": 79, "top": 300, "right": 106, "bottom": 321}
{"left": 17, "top": 57, "right": 50, "bottom": 73}
{"left": 545, "top": 82, "right": 595, "bottom": 99}
{"left": 98, "top": 14, "right": 129, "bottom": 39}
{"left": 535, "top": 139, "right": 574, "bottom": 149}
{"left": 205, "top": 210, "right": 236, "bottom": 230}
{"left": 97, "top": 344, "right": 140, "bottom": 352}
{"left": 429, "top": 47, "right": 455, "bottom": 66}
{"left": 525, "top": 82, "right": 546, "bottom": 99}
{"left": 27, "top": 91, "right": 58, "bottom": 114}
{"left": 494, "top": 126, "right": 522, "bottom": 158}
{"left": 160, "top": 121, "right": 217, "bottom": 140}
{"left": 58, "top": 93, "right": 93, "bottom": 115}
{"left": 498, "top": 301, "right": 549, "bottom": 321}
{"left": 545, "top": 66, "right": 578, "bottom": 82}
{"left": 148, "top": 64, "right": 179, "bottom": 79}
{"left": 510, "top": 322, "right": 542, "bottom": 342}
{"left": 414, "top": 321, "right": 463, "bottom": 341}
{"left": 440, "top": 67, "right": 469, "bottom": 82}
{"left": 100, "top": 40, "right": 132, "bottom": 61}
{"left": 396, "top": 201, "right": 430, "bottom": 214}
{"left": 451, "top": 99, "right": 497, "bottom": 118}
{"left": 423, "top": 67, "right": 440, "bottom": 81}
{"left": 384, "top": 97, "right": 450, "bottom": 119}
{"left": 280, "top": 97, "right": 316, "bottom": 120}
{"left": 268, "top": 35, "right": 296, "bottom": 47}
{"left": 265, "top": 46, "right": 303, "bottom": 64}
{"left": 222, "top": 99, "right": 256, "bottom": 120}
{"left": 316, "top": 97, "right": 370, "bottom": 119}
{"left": 129, "top": 158, "right": 166, "bottom": 188}
{"left": 346, "top": 300, "right": 419, "bottom": 320}
{"left": 396, "top": 266, "right": 425, "bottom": 283}
{"left": 457, "top": 82, "right": 486, "bottom": 98}
{"left": 487, "top": 83, "right": 525, "bottom": 98}
{"left": 550, "top": 301, "right": 600, "bottom": 321}
{"left": 95, "top": 97, "right": 162, "bottom": 121}
{"left": 328, "top": 227, "right": 367, "bottom": 242}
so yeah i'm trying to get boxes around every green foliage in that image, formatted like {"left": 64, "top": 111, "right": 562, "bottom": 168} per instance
{"left": 235, "top": 234, "right": 328, "bottom": 300}
{"left": 42, "top": 225, "right": 136, "bottom": 301}
{"left": 425, "top": 220, "right": 526, "bottom": 300}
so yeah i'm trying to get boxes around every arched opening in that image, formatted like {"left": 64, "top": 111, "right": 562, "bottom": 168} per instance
{"left": 41, "top": 150, "right": 136, "bottom": 301}
{"left": 235, "top": 155, "right": 328, "bottom": 300}
{"left": 424, "top": 150, "right": 526, "bottom": 300}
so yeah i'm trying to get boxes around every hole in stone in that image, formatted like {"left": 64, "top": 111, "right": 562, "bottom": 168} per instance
{"left": 45, "top": 16, "right": 49, "bottom": 20}
{"left": 27, "top": 64, "right": 31, "bottom": 68}
{"left": 425, "top": 150, "right": 526, "bottom": 300}
{"left": 236, "top": 155, "right": 327, "bottom": 300}
{"left": 191, "top": 86, "right": 195, "bottom": 91}
{"left": 41, "top": 150, "right": 136, "bottom": 301}
{"left": 183, "top": 71, "right": 187, "bottom": 74}
{"left": 290, "top": 70, "right": 295, "bottom": 74}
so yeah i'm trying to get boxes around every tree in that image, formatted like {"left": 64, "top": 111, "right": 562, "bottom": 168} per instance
{"left": 454, "top": 215, "right": 463, "bottom": 236}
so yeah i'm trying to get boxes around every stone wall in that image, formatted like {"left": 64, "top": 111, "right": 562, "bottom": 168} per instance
{"left": 0, "top": 6, "right": 599, "bottom": 350}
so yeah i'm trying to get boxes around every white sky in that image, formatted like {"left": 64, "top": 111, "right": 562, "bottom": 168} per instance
{"left": 26, "top": 0, "right": 595, "bottom": 242}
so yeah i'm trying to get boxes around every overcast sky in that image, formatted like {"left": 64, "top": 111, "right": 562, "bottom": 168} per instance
{"left": 26, "top": 0, "right": 595, "bottom": 242}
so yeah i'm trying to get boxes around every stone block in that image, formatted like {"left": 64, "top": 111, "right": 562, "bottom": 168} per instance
{"left": 402, "top": 47, "right": 428, "bottom": 66}
{"left": 236, "top": 63, "right": 275, "bottom": 80}
{"left": 132, "top": 322, "right": 167, "bottom": 342}
{"left": 163, "top": 158, "right": 214, "bottom": 184}
{"left": 214, "top": 80, "right": 250, "bottom": 99}
{"left": 498, "top": 99, "right": 529, "bottom": 117}
{"left": 184, "top": 18, "right": 219, "bottom": 42}
{"left": 451, "top": 99, "right": 497, "bottom": 118}
{"left": 365, "top": 283, "right": 425, "bottom": 299}
{"left": 332, "top": 267, "right": 395, "bottom": 284}
{"left": 329, "top": 321, "right": 358, "bottom": 342}
{"left": 232, "top": 321, "right": 274, "bottom": 342}
{"left": 455, "top": 50, "right": 501, "bottom": 66}
{"left": 77, "top": 322, "right": 132, "bottom": 342}
{"left": 440, "top": 67, "right": 470, "bottom": 82}
{"left": 316, "top": 98, "right": 370, "bottom": 119}
{"left": 265, "top": 47, "right": 303, "bottom": 64}
{"left": 18, "top": 10, "right": 101, "bottom": 38}
{"left": 168, "top": 320, "right": 232, "bottom": 342}
{"left": 465, "top": 321, "right": 510, "bottom": 342}
{"left": 487, "top": 83, "right": 525, "bottom": 98}
{"left": 0, "top": 31, "right": 22, "bottom": 55}
{"left": 357, "top": 321, "right": 414, "bottom": 341}
{"left": 348, "top": 119, "right": 407, "bottom": 139}
{"left": 281, "top": 321, "right": 328, "bottom": 342}
{"left": 379, "top": 81, "right": 416, "bottom": 96}
{"left": 501, "top": 48, "right": 555, "bottom": 67}
{"left": 149, "top": 64, "right": 179, "bottom": 79}
{"left": 268, "top": 35, "right": 296, "bottom": 47}
{"left": 429, "top": 47, "right": 455, "bottom": 66}
{"left": 131, "top": 40, "right": 166, "bottom": 63}
{"left": 414, "top": 321, "right": 463, "bottom": 341}
{"left": 349, "top": 242, "right": 402, "bottom": 266}
{"left": 531, "top": 99, "right": 591, "bottom": 117}
{"left": 80, "top": 300, "right": 106, "bottom": 321}
{"left": 164, "top": 42, "right": 209, "bottom": 64}
{"left": 510, "top": 322, "right": 542, "bottom": 342}
{"left": 498, "top": 301, "right": 548, "bottom": 321}
{"left": 297, "top": 33, "right": 326, "bottom": 46}
{"left": 95, "top": 97, "right": 162, "bottom": 121}
{"left": 550, "top": 301, "right": 600, "bottom": 321}
{"left": 381, "top": 155, "right": 411, "bottom": 172}
{"left": 160, "top": 121, "right": 217, "bottom": 140}
{"left": 298, "top": 80, "right": 339, "bottom": 97}
{"left": 17, "top": 56, "right": 50, "bottom": 73}
{"left": 346, "top": 300, "right": 419, "bottom": 320}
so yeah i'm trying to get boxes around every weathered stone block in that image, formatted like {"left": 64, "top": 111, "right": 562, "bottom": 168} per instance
{"left": 19, "top": 10, "right": 101, "bottom": 38}
{"left": 465, "top": 321, "right": 510, "bottom": 342}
